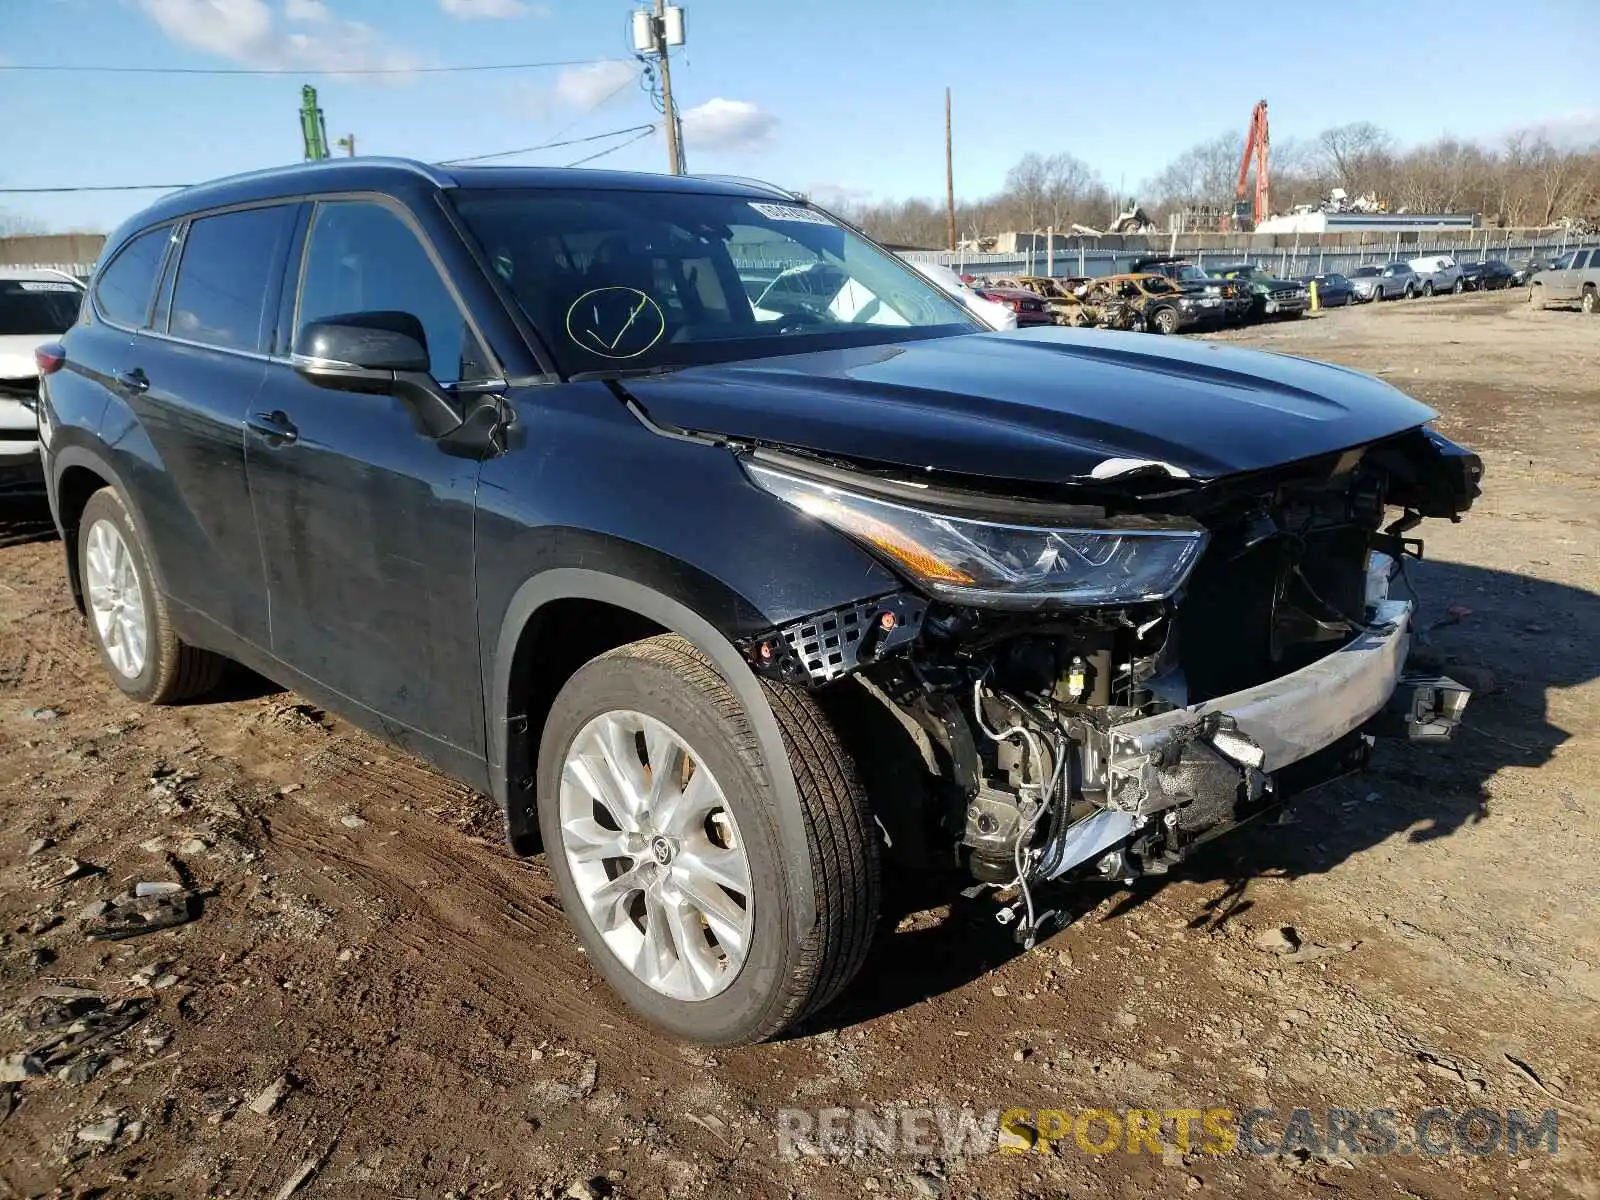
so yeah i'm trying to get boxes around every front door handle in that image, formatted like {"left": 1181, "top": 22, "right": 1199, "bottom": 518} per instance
{"left": 246, "top": 410, "right": 298, "bottom": 445}
{"left": 115, "top": 368, "right": 149, "bottom": 394}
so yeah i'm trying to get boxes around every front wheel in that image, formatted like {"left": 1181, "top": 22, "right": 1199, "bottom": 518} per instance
{"left": 77, "top": 488, "right": 225, "bottom": 704}
{"left": 1582, "top": 288, "right": 1598, "bottom": 314}
{"left": 1422, "top": 281, "right": 1435, "bottom": 297}
{"left": 537, "top": 634, "right": 880, "bottom": 1044}
{"left": 1530, "top": 284, "right": 1546, "bottom": 310}
{"left": 1152, "top": 306, "right": 1180, "bottom": 334}
{"left": 1453, "top": 278, "right": 1466, "bottom": 293}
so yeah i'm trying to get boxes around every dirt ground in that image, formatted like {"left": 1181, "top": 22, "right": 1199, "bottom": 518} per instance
{"left": 2, "top": 289, "right": 1597, "bottom": 1200}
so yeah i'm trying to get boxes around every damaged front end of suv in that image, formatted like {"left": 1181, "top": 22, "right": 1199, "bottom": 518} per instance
{"left": 727, "top": 420, "right": 1481, "bottom": 945}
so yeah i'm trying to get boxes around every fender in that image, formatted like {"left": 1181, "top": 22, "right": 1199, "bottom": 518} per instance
{"left": 489, "top": 567, "right": 818, "bottom": 933}
{"left": 47, "top": 440, "right": 171, "bottom": 610}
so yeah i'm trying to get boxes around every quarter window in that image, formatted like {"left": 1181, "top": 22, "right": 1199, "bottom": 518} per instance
{"left": 169, "top": 206, "right": 296, "bottom": 352}
{"left": 297, "top": 201, "right": 488, "bottom": 384}
{"left": 94, "top": 226, "right": 172, "bottom": 328}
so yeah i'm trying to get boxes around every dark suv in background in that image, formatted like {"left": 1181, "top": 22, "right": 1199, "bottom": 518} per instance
{"left": 39, "top": 159, "right": 1481, "bottom": 1045}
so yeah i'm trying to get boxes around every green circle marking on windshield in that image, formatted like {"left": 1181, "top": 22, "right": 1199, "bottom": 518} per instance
{"left": 565, "top": 287, "right": 667, "bottom": 360}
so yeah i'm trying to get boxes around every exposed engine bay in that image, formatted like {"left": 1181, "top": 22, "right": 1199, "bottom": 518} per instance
{"left": 737, "top": 425, "right": 1483, "bottom": 946}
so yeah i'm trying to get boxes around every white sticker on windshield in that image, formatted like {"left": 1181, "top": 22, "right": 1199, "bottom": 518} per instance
{"left": 16, "top": 280, "right": 80, "bottom": 292}
{"left": 749, "top": 202, "right": 834, "bottom": 226}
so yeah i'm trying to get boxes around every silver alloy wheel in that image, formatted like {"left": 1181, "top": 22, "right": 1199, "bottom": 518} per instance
{"left": 83, "top": 518, "right": 148, "bottom": 679}
{"left": 558, "top": 709, "right": 753, "bottom": 1001}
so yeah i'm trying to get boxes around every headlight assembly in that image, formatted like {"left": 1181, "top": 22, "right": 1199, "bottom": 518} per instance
{"left": 745, "top": 461, "right": 1208, "bottom": 609}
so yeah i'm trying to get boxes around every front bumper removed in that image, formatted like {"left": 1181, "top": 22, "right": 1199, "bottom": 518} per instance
{"left": 1037, "top": 599, "right": 1471, "bottom": 881}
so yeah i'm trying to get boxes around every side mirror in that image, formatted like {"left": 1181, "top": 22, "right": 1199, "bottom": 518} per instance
{"left": 291, "top": 311, "right": 462, "bottom": 439}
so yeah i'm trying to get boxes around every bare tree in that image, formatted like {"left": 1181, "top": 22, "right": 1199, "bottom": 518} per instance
{"left": 1146, "top": 131, "right": 1241, "bottom": 210}
{"left": 1317, "top": 122, "right": 1395, "bottom": 193}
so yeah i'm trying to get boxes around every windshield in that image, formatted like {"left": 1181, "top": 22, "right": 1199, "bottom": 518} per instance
{"left": 451, "top": 189, "right": 975, "bottom": 374}
{"left": 0, "top": 279, "right": 82, "bottom": 336}
{"left": 1549, "top": 252, "right": 1575, "bottom": 270}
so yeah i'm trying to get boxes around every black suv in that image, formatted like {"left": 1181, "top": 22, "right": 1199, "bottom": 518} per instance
{"left": 39, "top": 159, "right": 1482, "bottom": 1045}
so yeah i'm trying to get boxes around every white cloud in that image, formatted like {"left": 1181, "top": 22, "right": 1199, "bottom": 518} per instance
{"left": 807, "top": 183, "right": 871, "bottom": 208}
{"left": 440, "top": 0, "right": 542, "bottom": 17}
{"left": 551, "top": 60, "right": 638, "bottom": 109}
{"left": 138, "top": 0, "right": 421, "bottom": 76}
{"left": 680, "top": 98, "right": 777, "bottom": 152}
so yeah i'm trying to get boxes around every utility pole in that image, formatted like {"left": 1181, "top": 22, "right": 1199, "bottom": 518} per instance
{"left": 945, "top": 87, "right": 956, "bottom": 251}
{"left": 633, "top": 4, "right": 686, "bottom": 175}
{"left": 335, "top": 134, "right": 356, "bottom": 157}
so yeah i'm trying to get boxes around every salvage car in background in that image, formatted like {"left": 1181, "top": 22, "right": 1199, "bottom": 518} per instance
{"left": 0, "top": 269, "right": 86, "bottom": 492}
{"left": 1458, "top": 260, "right": 1517, "bottom": 291}
{"left": 1407, "top": 255, "right": 1465, "bottom": 296}
{"left": 968, "top": 281, "right": 1055, "bottom": 327}
{"left": 38, "top": 160, "right": 1482, "bottom": 1045}
{"left": 1294, "top": 273, "right": 1355, "bottom": 307}
{"left": 902, "top": 259, "right": 1017, "bottom": 330}
{"left": 1528, "top": 248, "right": 1600, "bottom": 312}
{"left": 1349, "top": 262, "right": 1420, "bottom": 302}
{"left": 1208, "top": 263, "right": 1310, "bottom": 319}
{"left": 1130, "top": 256, "right": 1250, "bottom": 324}
{"left": 1090, "top": 273, "right": 1216, "bottom": 333}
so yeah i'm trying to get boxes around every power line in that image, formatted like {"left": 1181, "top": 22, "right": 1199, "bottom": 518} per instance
{"left": 0, "top": 58, "right": 630, "bottom": 77}
{"left": 565, "top": 127, "right": 656, "bottom": 168}
{"left": 438, "top": 124, "right": 656, "bottom": 167}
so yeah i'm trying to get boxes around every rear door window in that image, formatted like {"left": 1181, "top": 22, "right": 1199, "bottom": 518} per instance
{"left": 1574, "top": 250, "right": 1592, "bottom": 270}
{"left": 168, "top": 205, "right": 297, "bottom": 352}
{"left": 94, "top": 226, "right": 172, "bottom": 328}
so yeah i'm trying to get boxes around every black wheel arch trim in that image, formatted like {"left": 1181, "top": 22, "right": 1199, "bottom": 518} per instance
{"left": 488, "top": 567, "right": 818, "bottom": 932}
{"left": 48, "top": 442, "right": 171, "bottom": 609}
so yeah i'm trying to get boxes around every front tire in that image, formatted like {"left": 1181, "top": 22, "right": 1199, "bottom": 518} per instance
{"left": 536, "top": 634, "right": 880, "bottom": 1044}
{"left": 1582, "top": 288, "right": 1598, "bottom": 314}
{"left": 1530, "top": 284, "right": 1545, "bottom": 310}
{"left": 1422, "top": 280, "right": 1435, "bottom": 297}
{"left": 77, "top": 488, "right": 224, "bottom": 704}
{"left": 1152, "top": 306, "right": 1179, "bottom": 334}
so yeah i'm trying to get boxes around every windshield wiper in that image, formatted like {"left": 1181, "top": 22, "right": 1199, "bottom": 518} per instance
{"left": 568, "top": 364, "right": 688, "bottom": 383}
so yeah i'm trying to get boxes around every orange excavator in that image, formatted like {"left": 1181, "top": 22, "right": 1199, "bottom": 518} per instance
{"left": 1226, "top": 100, "right": 1270, "bottom": 232}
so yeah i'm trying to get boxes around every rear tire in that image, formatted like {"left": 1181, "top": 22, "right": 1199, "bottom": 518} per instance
{"left": 536, "top": 634, "right": 880, "bottom": 1045}
{"left": 1530, "top": 284, "right": 1545, "bottom": 310}
{"left": 77, "top": 488, "right": 225, "bottom": 704}
{"left": 1453, "top": 277, "right": 1466, "bottom": 294}
{"left": 1582, "top": 287, "right": 1598, "bottom": 314}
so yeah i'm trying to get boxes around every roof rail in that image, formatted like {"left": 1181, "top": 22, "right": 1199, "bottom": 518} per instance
{"left": 691, "top": 174, "right": 800, "bottom": 200}
{"left": 182, "top": 156, "right": 455, "bottom": 196}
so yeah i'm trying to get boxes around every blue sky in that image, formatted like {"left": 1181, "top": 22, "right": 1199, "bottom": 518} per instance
{"left": 2, "top": 0, "right": 1596, "bottom": 233}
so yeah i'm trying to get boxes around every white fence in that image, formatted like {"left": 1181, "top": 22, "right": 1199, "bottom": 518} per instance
{"left": 901, "top": 232, "right": 1600, "bottom": 281}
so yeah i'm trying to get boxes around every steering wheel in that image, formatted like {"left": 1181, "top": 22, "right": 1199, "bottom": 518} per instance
{"left": 771, "top": 307, "right": 828, "bottom": 336}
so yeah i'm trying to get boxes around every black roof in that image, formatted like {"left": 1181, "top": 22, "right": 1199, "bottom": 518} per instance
{"left": 115, "top": 157, "right": 796, "bottom": 240}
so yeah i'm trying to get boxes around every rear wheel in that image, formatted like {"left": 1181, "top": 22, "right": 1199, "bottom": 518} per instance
{"left": 1582, "top": 287, "right": 1598, "bottom": 314}
{"left": 1404, "top": 283, "right": 1417, "bottom": 299}
{"left": 1453, "top": 277, "right": 1466, "bottom": 294}
{"left": 1530, "top": 284, "right": 1546, "bottom": 310}
{"left": 537, "top": 634, "right": 880, "bottom": 1044}
{"left": 77, "top": 488, "right": 225, "bottom": 704}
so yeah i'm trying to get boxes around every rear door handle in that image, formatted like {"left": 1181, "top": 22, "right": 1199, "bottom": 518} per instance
{"left": 246, "top": 410, "right": 298, "bottom": 445}
{"left": 115, "top": 368, "right": 149, "bottom": 394}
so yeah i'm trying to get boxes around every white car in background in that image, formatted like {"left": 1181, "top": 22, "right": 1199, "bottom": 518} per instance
{"left": 0, "top": 269, "right": 85, "bottom": 491}
{"left": 1407, "top": 254, "right": 1465, "bottom": 297}
{"left": 900, "top": 258, "right": 1018, "bottom": 331}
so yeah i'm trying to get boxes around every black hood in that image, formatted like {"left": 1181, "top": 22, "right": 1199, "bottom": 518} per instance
{"left": 620, "top": 328, "right": 1437, "bottom": 484}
